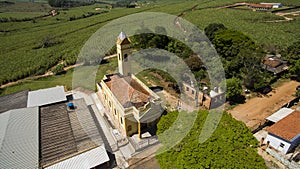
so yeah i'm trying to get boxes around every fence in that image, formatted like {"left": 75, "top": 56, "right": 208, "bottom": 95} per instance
{"left": 129, "top": 136, "right": 159, "bottom": 152}
{"left": 266, "top": 148, "right": 300, "bottom": 169}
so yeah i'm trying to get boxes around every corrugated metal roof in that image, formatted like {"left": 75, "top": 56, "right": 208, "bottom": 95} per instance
{"left": 40, "top": 99, "right": 105, "bottom": 168}
{"left": 45, "top": 145, "right": 109, "bottom": 169}
{"left": 0, "top": 107, "right": 39, "bottom": 169}
{"left": 266, "top": 107, "right": 294, "bottom": 123}
{"left": 27, "top": 86, "right": 67, "bottom": 107}
{"left": 0, "top": 90, "right": 28, "bottom": 113}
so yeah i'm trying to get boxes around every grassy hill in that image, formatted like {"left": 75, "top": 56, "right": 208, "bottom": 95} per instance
{"left": 0, "top": 0, "right": 299, "bottom": 95}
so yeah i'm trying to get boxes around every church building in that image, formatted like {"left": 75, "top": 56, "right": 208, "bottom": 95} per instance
{"left": 97, "top": 32, "right": 164, "bottom": 138}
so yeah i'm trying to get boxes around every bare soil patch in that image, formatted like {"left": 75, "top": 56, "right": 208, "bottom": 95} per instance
{"left": 228, "top": 80, "right": 300, "bottom": 130}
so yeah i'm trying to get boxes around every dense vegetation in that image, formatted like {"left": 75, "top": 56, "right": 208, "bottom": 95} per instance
{"left": 48, "top": 0, "right": 94, "bottom": 7}
{"left": 282, "top": 41, "right": 300, "bottom": 78}
{"left": 156, "top": 110, "right": 267, "bottom": 168}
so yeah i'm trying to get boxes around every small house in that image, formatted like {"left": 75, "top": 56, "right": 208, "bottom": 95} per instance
{"left": 260, "top": 3, "right": 283, "bottom": 8}
{"left": 182, "top": 82, "right": 225, "bottom": 109}
{"left": 262, "top": 55, "right": 288, "bottom": 75}
{"left": 265, "top": 111, "right": 300, "bottom": 154}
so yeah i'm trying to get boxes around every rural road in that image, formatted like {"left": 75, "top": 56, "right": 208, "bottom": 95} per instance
{"left": 229, "top": 80, "right": 300, "bottom": 130}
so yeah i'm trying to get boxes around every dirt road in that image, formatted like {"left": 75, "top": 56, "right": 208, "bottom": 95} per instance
{"left": 229, "top": 80, "right": 300, "bottom": 130}
{"left": 265, "top": 10, "right": 300, "bottom": 23}
{"left": 0, "top": 54, "right": 117, "bottom": 89}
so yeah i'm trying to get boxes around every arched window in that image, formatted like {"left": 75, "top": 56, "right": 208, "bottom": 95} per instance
{"left": 124, "top": 54, "right": 128, "bottom": 62}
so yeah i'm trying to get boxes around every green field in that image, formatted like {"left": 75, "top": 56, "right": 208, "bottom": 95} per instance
{"left": 0, "top": 57, "right": 118, "bottom": 96}
{"left": 184, "top": 8, "right": 300, "bottom": 47}
{"left": 0, "top": 0, "right": 299, "bottom": 95}
{"left": 0, "top": 1, "right": 51, "bottom": 12}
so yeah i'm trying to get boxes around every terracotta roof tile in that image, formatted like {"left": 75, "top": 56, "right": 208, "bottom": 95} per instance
{"left": 267, "top": 111, "right": 300, "bottom": 141}
{"left": 263, "top": 58, "right": 282, "bottom": 68}
{"left": 248, "top": 3, "right": 273, "bottom": 8}
{"left": 105, "top": 74, "right": 150, "bottom": 108}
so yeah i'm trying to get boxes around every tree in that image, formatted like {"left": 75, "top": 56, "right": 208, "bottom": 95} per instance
{"left": 225, "top": 78, "right": 242, "bottom": 99}
{"left": 130, "top": 28, "right": 154, "bottom": 49}
{"left": 282, "top": 40, "right": 300, "bottom": 63}
{"left": 156, "top": 110, "right": 267, "bottom": 169}
{"left": 212, "top": 30, "right": 257, "bottom": 79}
{"left": 289, "top": 59, "right": 300, "bottom": 76}
{"left": 48, "top": 0, "right": 66, "bottom": 7}
{"left": 213, "top": 29, "right": 256, "bottom": 60}
{"left": 156, "top": 111, "right": 179, "bottom": 135}
{"left": 184, "top": 55, "right": 203, "bottom": 72}
{"left": 282, "top": 41, "right": 300, "bottom": 77}
{"left": 167, "top": 39, "right": 193, "bottom": 59}
{"left": 194, "top": 69, "right": 207, "bottom": 81}
{"left": 238, "top": 49, "right": 270, "bottom": 91}
{"left": 204, "top": 23, "right": 227, "bottom": 41}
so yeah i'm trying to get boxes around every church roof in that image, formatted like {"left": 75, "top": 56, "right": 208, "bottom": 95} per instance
{"left": 119, "top": 32, "right": 127, "bottom": 41}
{"left": 104, "top": 74, "right": 151, "bottom": 109}
{"left": 117, "top": 32, "right": 130, "bottom": 45}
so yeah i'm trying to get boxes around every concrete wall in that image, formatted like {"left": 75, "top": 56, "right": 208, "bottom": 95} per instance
{"left": 266, "top": 148, "right": 300, "bottom": 169}
{"left": 182, "top": 83, "right": 212, "bottom": 108}
{"left": 182, "top": 83, "right": 197, "bottom": 100}
{"left": 198, "top": 92, "right": 212, "bottom": 109}
{"left": 265, "top": 133, "right": 291, "bottom": 154}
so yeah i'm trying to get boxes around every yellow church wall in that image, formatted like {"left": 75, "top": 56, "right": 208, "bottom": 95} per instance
{"left": 125, "top": 116, "right": 138, "bottom": 136}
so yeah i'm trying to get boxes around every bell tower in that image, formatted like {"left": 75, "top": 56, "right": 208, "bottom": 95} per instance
{"left": 116, "top": 32, "right": 131, "bottom": 76}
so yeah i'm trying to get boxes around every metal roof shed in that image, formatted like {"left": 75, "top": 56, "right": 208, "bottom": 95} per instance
{"left": 0, "top": 107, "right": 39, "bottom": 169}
{"left": 27, "top": 86, "right": 67, "bottom": 107}
{"left": 266, "top": 107, "right": 294, "bottom": 123}
{"left": 45, "top": 145, "right": 109, "bottom": 169}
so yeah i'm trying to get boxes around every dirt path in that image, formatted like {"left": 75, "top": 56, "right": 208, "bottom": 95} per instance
{"left": 0, "top": 54, "right": 117, "bottom": 89}
{"left": 228, "top": 80, "right": 300, "bottom": 130}
{"left": 175, "top": 4, "right": 198, "bottom": 32}
{"left": 263, "top": 10, "right": 300, "bottom": 23}
{"left": 217, "top": 2, "right": 248, "bottom": 9}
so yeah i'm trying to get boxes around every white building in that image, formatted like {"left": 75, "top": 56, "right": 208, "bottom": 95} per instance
{"left": 260, "top": 3, "right": 283, "bottom": 8}
{"left": 0, "top": 86, "right": 110, "bottom": 168}
{"left": 265, "top": 110, "right": 300, "bottom": 154}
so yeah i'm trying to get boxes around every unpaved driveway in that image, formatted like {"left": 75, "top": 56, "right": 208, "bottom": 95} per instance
{"left": 229, "top": 80, "right": 300, "bottom": 130}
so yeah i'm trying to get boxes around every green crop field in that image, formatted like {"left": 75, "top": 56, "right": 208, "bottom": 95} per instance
{"left": 0, "top": 1, "right": 51, "bottom": 12}
{"left": 0, "top": 0, "right": 299, "bottom": 95}
{"left": 0, "top": 57, "right": 118, "bottom": 96}
{"left": 184, "top": 8, "right": 300, "bottom": 47}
